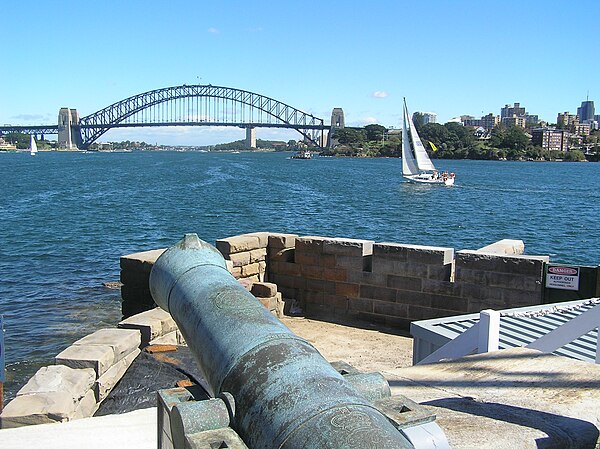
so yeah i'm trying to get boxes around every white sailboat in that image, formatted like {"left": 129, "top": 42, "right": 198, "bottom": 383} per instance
{"left": 29, "top": 135, "right": 38, "bottom": 156}
{"left": 402, "top": 98, "right": 454, "bottom": 186}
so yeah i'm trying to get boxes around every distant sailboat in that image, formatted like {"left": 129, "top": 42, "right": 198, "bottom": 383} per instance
{"left": 402, "top": 98, "right": 454, "bottom": 186}
{"left": 29, "top": 135, "right": 38, "bottom": 156}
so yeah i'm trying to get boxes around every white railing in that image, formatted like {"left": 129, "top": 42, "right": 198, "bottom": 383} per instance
{"left": 526, "top": 302, "right": 600, "bottom": 363}
{"left": 418, "top": 310, "right": 500, "bottom": 365}
{"left": 417, "top": 303, "right": 600, "bottom": 365}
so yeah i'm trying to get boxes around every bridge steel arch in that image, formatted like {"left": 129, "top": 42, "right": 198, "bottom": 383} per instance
{"left": 77, "top": 85, "right": 327, "bottom": 149}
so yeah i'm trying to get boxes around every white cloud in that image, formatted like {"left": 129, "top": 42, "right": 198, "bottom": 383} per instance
{"left": 207, "top": 27, "right": 219, "bottom": 34}
{"left": 372, "top": 91, "right": 389, "bottom": 99}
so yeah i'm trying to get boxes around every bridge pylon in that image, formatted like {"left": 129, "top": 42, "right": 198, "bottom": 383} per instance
{"left": 245, "top": 127, "right": 256, "bottom": 149}
{"left": 58, "top": 108, "right": 82, "bottom": 150}
{"left": 327, "top": 107, "right": 345, "bottom": 148}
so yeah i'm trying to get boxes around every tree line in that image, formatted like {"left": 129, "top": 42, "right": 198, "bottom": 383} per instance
{"left": 327, "top": 123, "right": 599, "bottom": 162}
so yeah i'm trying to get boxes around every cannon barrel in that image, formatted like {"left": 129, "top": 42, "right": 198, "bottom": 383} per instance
{"left": 150, "top": 234, "right": 414, "bottom": 449}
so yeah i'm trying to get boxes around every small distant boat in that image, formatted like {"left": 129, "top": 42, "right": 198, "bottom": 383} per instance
{"left": 402, "top": 98, "right": 454, "bottom": 186}
{"left": 291, "top": 150, "right": 312, "bottom": 159}
{"left": 29, "top": 135, "right": 38, "bottom": 156}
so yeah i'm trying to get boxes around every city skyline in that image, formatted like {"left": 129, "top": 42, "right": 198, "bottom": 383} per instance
{"left": 1, "top": 0, "right": 598, "bottom": 145}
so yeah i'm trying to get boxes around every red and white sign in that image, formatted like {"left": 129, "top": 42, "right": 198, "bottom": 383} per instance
{"left": 546, "top": 265, "right": 580, "bottom": 291}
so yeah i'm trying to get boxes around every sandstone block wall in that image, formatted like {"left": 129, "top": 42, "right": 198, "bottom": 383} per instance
{"left": 120, "top": 248, "right": 165, "bottom": 318}
{"left": 118, "top": 232, "right": 552, "bottom": 331}
{"left": 216, "top": 232, "right": 270, "bottom": 283}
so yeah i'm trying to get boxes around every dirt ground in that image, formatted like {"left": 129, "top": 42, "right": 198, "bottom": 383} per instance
{"left": 279, "top": 315, "right": 415, "bottom": 373}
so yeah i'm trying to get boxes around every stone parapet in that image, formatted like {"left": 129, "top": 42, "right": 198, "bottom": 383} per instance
{"left": 118, "top": 233, "right": 553, "bottom": 331}
{"left": 120, "top": 248, "right": 165, "bottom": 318}
{"left": 0, "top": 306, "right": 187, "bottom": 429}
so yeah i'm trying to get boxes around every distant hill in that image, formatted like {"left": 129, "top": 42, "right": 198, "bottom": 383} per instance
{"left": 212, "top": 139, "right": 290, "bottom": 151}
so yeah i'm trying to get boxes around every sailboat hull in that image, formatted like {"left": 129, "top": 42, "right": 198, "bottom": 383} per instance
{"left": 404, "top": 174, "right": 454, "bottom": 186}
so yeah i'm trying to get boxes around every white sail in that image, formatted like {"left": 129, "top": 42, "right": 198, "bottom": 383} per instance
{"left": 29, "top": 135, "right": 38, "bottom": 156}
{"left": 402, "top": 105, "right": 419, "bottom": 176}
{"left": 405, "top": 100, "right": 436, "bottom": 171}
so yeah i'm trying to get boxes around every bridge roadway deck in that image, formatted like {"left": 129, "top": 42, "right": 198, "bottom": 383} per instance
{"left": 0, "top": 315, "right": 598, "bottom": 448}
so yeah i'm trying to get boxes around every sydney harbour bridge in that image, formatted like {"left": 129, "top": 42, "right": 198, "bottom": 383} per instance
{"left": 0, "top": 85, "right": 345, "bottom": 150}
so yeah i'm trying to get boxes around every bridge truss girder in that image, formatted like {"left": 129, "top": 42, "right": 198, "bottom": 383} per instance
{"left": 78, "top": 85, "right": 327, "bottom": 149}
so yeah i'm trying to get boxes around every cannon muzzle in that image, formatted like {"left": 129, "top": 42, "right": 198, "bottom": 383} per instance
{"left": 150, "top": 234, "right": 416, "bottom": 448}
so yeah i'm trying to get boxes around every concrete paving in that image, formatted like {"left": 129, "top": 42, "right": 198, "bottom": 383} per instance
{"left": 0, "top": 407, "right": 156, "bottom": 449}
{"left": 383, "top": 347, "right": 600, "bottom": 448}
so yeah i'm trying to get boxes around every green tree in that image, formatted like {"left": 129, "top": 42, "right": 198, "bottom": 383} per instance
{"left": 364, "top": 124, "right": 386, "bottom": 142}
{"left": 333, "top": 128, "right": 366, "bottom": 145}
{"left": 564, "top": 150, "right": 586, "bottom": 161}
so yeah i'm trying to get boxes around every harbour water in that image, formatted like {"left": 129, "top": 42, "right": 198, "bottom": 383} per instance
{"left": 1, "top": 150, "right": 599, "bottom": 401}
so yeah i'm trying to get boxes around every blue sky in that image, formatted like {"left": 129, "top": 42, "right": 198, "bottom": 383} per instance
{"left": 1, "top": 0, "right": 598, "bottom": 145}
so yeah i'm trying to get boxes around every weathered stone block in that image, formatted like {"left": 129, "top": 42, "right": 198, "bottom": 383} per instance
{"left": 323, "top": 294, "right": 349, "bottom": 310}
{"left": 120, "top": 248, "right": 166, "bottom": 274}
{"left": 346, "top": 270, "right": 386, "bottom": 286}
{"left": 295, "top": 236, "right": 327, "bottom": 254}
{"left": 17, "top": 365, "right": 95, "bottom": 400}
{"left": 250, "top": 248, "right": 267, "bottom": 263}
{"left": 373, "top": 243, "right": 409, "bottom": 261}
{"left": 407, "top": 305, "right": 454, "bottom": 321}
{"left": 373, "top": 300, "right": 408, "bottom": 317}
{"left": 269, "top": 273, "right": 297, "bottom": 289}
{"left": 427, "top": 264, "right": 453, "bottom": 281}
{"left": 0, "top": 391, "right": 77, "bottom": 428}
{"left": 118, "top": 307, "right": 177, "bottom": 346}
{"left": 306, "top": 278, "right": 336, "bottom": 294}
{"left": 387, "top": 274, "right": 422, "bottom": 292}
{"left": 94, "top": 348, "right": 140, "bottom": 402}
{"left": 150, "top": 330, "right": 179, "bottom": 346}
{"left": 55, "top": 344, "right": 115, "bottom": 378}
{"left": 359, "top": 285, "right": 397, "bottom": 302}
{"left": 241, "top": 232, "right": 270, "bottom": 247}
{"left": 301, "top": 264, "right": 323, "bottom": 279}
{"left": 295, "top": 252, "right": 322, "bottom": 266}
{"left": 348, "top": 298, "right": 374, "bottom": 313}
{"left": 429, "top": 295, "right": 469, "bottom": 312}
{"left": 477, "top": 239, "right": 525, "bottom": 255}
{"left": 258, "top": 296, "right": 277, "bottom": 310}
{"left": 323, "top": 238, "right": 374, "bottom": 257}
{"left": 72, "top": 389, "right": 98, "bottom": 419}
{"left": 396, "top": 290, "right": 432, "bottom": 307}
{"left": 321, "top": 267, "right": 348, "bottom": 282}
{"left": 336, "top": 255, "right": 365, "bottom": 271}
{"left": 421, "top": 279, "right": 461, "bottom": 297}
{"left": 239, "top": 262, "right": 259, "bottom": 277}
{"left": 268, "top": 247, "right": 295, "bottom": 263}
{"left": 268, "top": 233, "right": 298, "bottom": 249}
{"left": 251, "top": 282, "right": 278, "bottom": 298}
{"left": 335, "top": 282, "right": 360, "bottom": 298}
{"left": 228, "top": 251, "right": 251, "bottom": 267}
{"left": 460, "top": 283, "right": 504, "bottom": 302}
{"left": 456, "top": 251, "right": 548, "bottom": 275}
{"left": 371, "top": 257, "right": 402, "bottom": 275}
{"left": 216, "top": 235, "right": 261, "bottom": 255}
{"left": 120, "top": 285, "right": 153, "bottom": 304}
{"left": 271, "top": 261, "right": 301, "bottom": 276}
{"left": 72, "top": 328, "right": 141, "bottom": 365}
{"left": 120, "top": 269, "right": 151, "bottom": 288}
{"left": 300, "top": 290, "right": 324, "bottom": 305}
{"left": 405, "top": 244, "right": 454, "bottom": 265}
